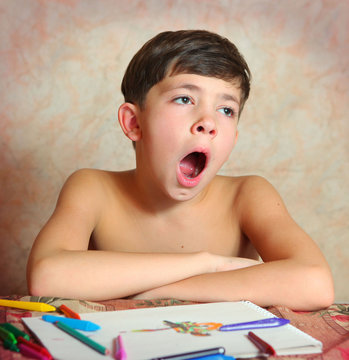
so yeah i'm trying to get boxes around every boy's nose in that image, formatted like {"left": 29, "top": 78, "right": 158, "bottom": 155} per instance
{"left": 191, "top": 116, "right": 217, "bottom": 139}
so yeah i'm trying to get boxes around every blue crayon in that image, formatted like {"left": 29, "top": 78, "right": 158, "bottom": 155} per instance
{"left": 42, "top": 315, "right": 101, "bottom": 331}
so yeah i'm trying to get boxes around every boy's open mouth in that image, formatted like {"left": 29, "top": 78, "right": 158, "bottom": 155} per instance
{"left": 179, "top": 152, "right": 207, "bottom": 179}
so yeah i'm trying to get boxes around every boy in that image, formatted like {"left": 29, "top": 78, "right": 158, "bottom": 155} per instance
{"left": 27, "top": 30, "right": 334, "bottom": 310}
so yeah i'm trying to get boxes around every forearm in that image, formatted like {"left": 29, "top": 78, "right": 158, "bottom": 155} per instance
{"left": 134, "top": 260, "right": 334, "bottom": 311}
{"left": 27, "top": 250, "right": 216, "bottom": 301}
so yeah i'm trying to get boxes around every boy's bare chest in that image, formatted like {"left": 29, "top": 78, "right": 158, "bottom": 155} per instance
{"left": 92, "top": 204, "right": 245, "bottom": 256}
{"left": 91, "top": 173, "right": 255, "bottom": 257}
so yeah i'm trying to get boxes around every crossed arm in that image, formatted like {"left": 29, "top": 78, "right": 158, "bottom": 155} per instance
{"left": 132, "top": 177, "right": 334, "bottom": 310}
{"left": 27, "top": 171, "right": 334, "bottom": 310}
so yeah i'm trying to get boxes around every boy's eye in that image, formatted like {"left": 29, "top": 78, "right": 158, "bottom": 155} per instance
{"left": 174, "top": 96, "right": 192, "bottom": 105}
{"left": 218, "top": 107, "right": 235, "bottom": 117}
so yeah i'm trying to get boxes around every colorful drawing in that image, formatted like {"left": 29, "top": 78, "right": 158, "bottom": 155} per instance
{"left": 132, "top": 320, "right": 223, "bottom": 336}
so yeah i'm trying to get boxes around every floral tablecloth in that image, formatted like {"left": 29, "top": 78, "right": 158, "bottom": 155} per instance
{"left": 0, "top": 295, "right": 348, "bottom": 360}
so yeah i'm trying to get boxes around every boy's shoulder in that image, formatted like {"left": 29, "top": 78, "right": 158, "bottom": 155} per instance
{"left": 66, "top": 167, "right": 115, "bottom": 181}
{"left": 59, "top": 168, "right": 131, "bottom": 207}
{"left": 215, "top": 174, "right": 273, "bottom": 195}
{"left": 62, "top": 170, "right": 277, "bottom": 214}
{"left": 62, "top": 168, "right": 114, "bottom": 194}
{"left": 65, "top": 168, "right": 128, "bottom": 186}
{"left": 65, "top": 170, "right": 274, "bottom": 198}
{"left": 214, "top": 174, "right": 279, "bottom": 212}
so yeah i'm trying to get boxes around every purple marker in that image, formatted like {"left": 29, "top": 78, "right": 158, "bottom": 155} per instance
{"left": 219, "top": 317, "right": 290, "bottom": 331}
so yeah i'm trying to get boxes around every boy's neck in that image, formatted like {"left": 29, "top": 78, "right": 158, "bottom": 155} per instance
{"left": 127, "top": 168, "right": 212, "bottom": 216}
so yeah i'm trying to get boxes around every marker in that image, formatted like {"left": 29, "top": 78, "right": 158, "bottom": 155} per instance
{"left": 115, "top": 335, "right": 127, "bottom": 360}
{"left": 0, "top": 299, "right": 56, "bottom": 312}
{"left": 18, "top": 342, "right": 50, "bottom": 360}
{"left": 219, "top": 317, "right": 289, "bottom": 331}
{"left": 191, "top": 356, "right": 235, "bottom": 360}
{"left": 59, "top": 304, "right": 81, "bottom": 319}
{"left": 0, "top": 323, "right": 30, "bottom": 340}
{"left": 42, "top": 315, "right": 101, "bottom": 331}
{"left": 0, "top": 325, "right": 19, "bottom": 351}
{"left": 247, "top": 331, "right": 276, "bottom": 356}
{"left": 0, "top": 324, "right": 17, "bottom": 344}
{"left": 55, "top": 321, "right": 109, "bottom": 355}
{"left": 18, "top": 336, "right": 53, "bottom": 359}
{"left": 152, "top": 346, "right": 225, "bottom": 360}
{"left": 2, "top": 339, "right": 20, "bottom": 352}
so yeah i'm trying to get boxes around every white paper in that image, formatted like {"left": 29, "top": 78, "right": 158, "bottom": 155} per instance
{"left": 23, "top": 301, "right": 322, "bottom": 360}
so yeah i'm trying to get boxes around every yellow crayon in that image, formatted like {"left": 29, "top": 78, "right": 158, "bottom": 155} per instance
{"left": 0, "top": 299, "right": 56, "bottom": 312}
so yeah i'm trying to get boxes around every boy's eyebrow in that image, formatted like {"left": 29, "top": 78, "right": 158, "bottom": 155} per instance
{"left": 221, "top": 92, "right": 240, "bottom": 105}
{"left": 170, "top": 83, "right": 240, "bottom": 105}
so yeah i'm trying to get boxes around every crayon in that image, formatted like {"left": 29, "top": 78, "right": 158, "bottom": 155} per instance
{"left": 0, "top": 323, "right": 30, "bottom": 340}
{"left": 18, "top": 336, "right": 52, "bottom": 359}
{"left": 115, "top": 335, "right": 127, "bottom": 360}
{"left": 0, "top": 299, "right": 56, "bottom": 312}
{"left": 42, "top": 315, "right": 101, "bottom": 331}
{"left": 0, "top": 325, "right": 17, "bottom": 344}
{"left": 59, "top": 304, "right": 81, "bottom": 319}
{"left": 18, "top": 342, "right": 50, "bottom": 360}
{"left": 55, "top": 321, "right": 109, "bottom": 355}
{"left": 247, "top": 331, "right": 276, "bottom": 356}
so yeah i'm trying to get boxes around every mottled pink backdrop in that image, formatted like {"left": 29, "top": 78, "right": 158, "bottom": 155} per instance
{"left": 0, "top": 0, "right": 348, "bottom": 300}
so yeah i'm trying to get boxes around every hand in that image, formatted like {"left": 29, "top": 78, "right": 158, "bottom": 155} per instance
{"left": 210, "top": 254, "right": 262, "bottom": 273}
{"left": 131, "top": 255, "right": 262, "bottom": 300}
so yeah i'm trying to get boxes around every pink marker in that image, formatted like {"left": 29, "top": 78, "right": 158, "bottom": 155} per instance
{"left": 18, "top": 342, "right": 50, "bottom": 360}
{"left": 18, "top": 337, "right": 52, "bottom": 359}
{"left": 115, "top": 335, "right": 127, "bottom": 360}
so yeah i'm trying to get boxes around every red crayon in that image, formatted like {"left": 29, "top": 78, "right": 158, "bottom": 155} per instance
{"left": 59, "top": 304, "right": 81, "bottom": 319}
{"left": 247, "top": 331, "right": 276, "bottom": 356}
{"left": 18, "top": 342, "right": 50, "bottom": 360}
{"left": 18, "top": 336, "right": 52, "bottom": 360}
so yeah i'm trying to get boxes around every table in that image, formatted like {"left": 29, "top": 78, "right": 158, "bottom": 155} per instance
{"left": 1, "top": 295, "right": 348, "bottom": 359}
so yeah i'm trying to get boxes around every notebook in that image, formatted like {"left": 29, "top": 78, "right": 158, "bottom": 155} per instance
{"left": 22, "top": 301, "right": 322, "bottom": 360}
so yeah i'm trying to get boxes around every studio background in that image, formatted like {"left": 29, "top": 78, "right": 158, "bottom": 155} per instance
{"left": 1, "top": 0, "right": 348, "bottom": 301}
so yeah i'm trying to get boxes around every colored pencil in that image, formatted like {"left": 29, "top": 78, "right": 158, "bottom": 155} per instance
{"left": 55, "top": 321, "right": 109, "bottom": 355}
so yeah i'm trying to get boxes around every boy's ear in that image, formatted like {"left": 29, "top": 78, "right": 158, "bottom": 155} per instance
{"left": 118, "top": 103, "right": 141, "bottom": 141}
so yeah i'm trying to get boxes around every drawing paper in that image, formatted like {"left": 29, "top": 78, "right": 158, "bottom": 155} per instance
{"left": 22, "top": 301, "right": 322, "bottom": 360}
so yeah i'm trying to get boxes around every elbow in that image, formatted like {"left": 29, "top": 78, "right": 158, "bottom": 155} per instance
{"left": 315, "top": 270, "right": 335, "bottom": 309}
{"left": 310, "top": 289, "right": 334, "bottom": 311}
{"left": 301, "top": 265, "right": 335, "bottom": 311}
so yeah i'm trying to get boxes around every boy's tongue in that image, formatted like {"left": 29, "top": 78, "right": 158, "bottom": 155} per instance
{"left": 179, "top": 152, "right": 205, "bottom": 178}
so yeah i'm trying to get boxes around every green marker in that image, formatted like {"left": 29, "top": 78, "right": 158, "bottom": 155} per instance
{"left": 0, "top": 323, "right": 30, "bottom": 341}
{"left": 0, "top": 325, "right": 17, "bottom": 344}
{"left": 55, "top": 321, "right": 109, "bottom": 355}
{"left": 3, "top": 339, "right": 20, "bottom": 352}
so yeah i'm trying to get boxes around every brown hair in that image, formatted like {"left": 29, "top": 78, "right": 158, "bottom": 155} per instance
{"left": 121, "top": 30, "right": 251, "bottom": 114}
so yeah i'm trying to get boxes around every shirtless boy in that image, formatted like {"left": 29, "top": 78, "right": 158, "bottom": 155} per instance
{"left": 27, "top": 30, "right": 334, "bottom": 310}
